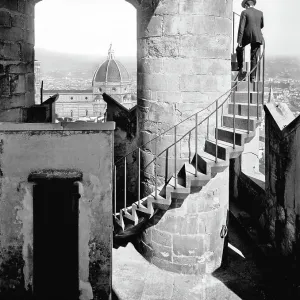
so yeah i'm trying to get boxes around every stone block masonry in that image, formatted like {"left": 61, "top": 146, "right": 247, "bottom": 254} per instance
{"left": 137, "top": 167, "right": 229, "bottom": 275}
{"left": 0, "top": 0, "right": 40, "bottom": 122}
{"left": 126, "top": 0, "right": 232, "bottom": 197}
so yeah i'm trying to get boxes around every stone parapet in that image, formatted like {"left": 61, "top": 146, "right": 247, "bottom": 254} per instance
{"left": 0, "top": 121, "right": 115, "bottom": 299}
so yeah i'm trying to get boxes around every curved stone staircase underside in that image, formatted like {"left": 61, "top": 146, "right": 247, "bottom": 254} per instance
{"left": 113, "top": 77, "right": 264, "bottom": 245}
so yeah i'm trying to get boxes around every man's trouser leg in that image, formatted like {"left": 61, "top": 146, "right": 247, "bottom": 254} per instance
{"left": 250, "top": 42, "right": 261, "bottom": 80}
{"left": 236, "top": 46, "right": 245, "bottom": 71}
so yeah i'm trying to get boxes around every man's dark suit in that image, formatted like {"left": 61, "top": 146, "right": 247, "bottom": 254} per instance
{"left": 236, "top": 7, "right": 264, "bottom": 80}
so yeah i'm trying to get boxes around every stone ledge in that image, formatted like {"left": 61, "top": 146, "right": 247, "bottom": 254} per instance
{"left": 0, "top": 121, "right": 116, "bottom": 131}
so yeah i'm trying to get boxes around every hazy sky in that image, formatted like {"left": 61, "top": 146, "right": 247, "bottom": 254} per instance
{"left": 35, "top": 0, "right": 299, "bottom": 57}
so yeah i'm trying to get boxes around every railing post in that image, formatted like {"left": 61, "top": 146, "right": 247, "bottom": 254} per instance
{"left": 174, "top": 126, "right": 177, "bottom": 189}
{"left": 165, "top": 148, "right": 169, "bottom": 185}
{"left": 233, "top": 91, "right": 236, "bottom": 149}
{"left": 207, "top": 116, "right": 210, "bottom": 139}
{"left": 138, "top": 148, "right": 140, "bottom": 207}
{"left": 114, "top": 165, "right": 116, "bottom": 216}
{"left": 248, "top": 75, "right": 250, "bottom": 134}
{"left": 155, "top": 135, "right": 158, "bottom": 199}
{"left": 257, "top": 69, "right": 260, "bottom": 120}
{"left": 262, "top": 43, "right": 265, "bottom": 106}
{"left": 124, "top": 157, "right": 127, "bottom": 212}
{"left": 195, "top": 113, "right": 198, "bottom": 177}
{"left": 215, "top": 100, "right": 218, "bottom": 163}
{"left": 233, "top": 13, "right": 235, "bottom": 54}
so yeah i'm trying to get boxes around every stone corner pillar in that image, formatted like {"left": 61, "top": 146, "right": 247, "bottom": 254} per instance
{"left": 0, "top": 0, "right": 38, "bottom": 122}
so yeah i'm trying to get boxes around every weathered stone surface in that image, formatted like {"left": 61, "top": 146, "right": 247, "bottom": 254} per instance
{"left": 0, "top": 0, "right": 35, "bottom": 118}
{"left": 0, "top": 127, "right": 114, "bottom": 299}
{"left": 0, "top": 10, "right": 12, "bottom": 28}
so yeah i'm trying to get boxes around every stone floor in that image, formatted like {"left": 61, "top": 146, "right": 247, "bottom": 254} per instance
{"left": 112, "top": 216, "right": 294, "bottom": 300}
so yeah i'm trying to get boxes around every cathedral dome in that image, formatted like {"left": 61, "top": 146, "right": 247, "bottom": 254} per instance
{"left": 93, "top": 45, "right": 130, "bottom": 84}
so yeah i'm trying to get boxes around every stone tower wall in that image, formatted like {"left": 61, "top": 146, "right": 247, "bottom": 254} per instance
{"left": 126, "top": 0, "right": 232, "bottom": 195}
{"left": 0, "top": 0, "right": 39, "bottom": 122}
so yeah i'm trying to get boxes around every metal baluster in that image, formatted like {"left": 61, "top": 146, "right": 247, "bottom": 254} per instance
{"left": 233, "top": 91, "right": 236, "bottom": 149}
{"left": 165, "top": 149, "right": 169, "bottom": 185}
{"left": 221, "top": 104, "right": 224, "bottom": 120}
{"left": 155, "top": 135, "right": 158, "bottom": 199}
{"left": 138, "top": 148, "right": 140, "bottom": 207}
{"left": 207, "top": 116, "right": 210, "bottom": 139}
{"left": 174, "top": 126, "right": 177, "bottom": 189}
{"left": 233, "top": 13, "right": 235, "bottom": 54}
{"left": 124, "top": 157, "right": 127, "bottom": 212}
{"left": 257, "top": 68, "right": 260, "bottom": 120}
{"left": 215, "top": 100, "right": 218, "bottom": 163}
{"left": 262, "top": 44, "right": 265, "bottom": 106}
{"left": 114, "top": 165, "right": 116, "bottom": 216}
{"left": 195, "top": 113, "right": 198, "bottom": 177}
{"left": 248, "top": 74, "right": 250, "bottom": 134}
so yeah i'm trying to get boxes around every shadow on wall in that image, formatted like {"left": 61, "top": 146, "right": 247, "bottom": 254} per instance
{"left": 212, "top": 213, "right": 300, "bottom": 300}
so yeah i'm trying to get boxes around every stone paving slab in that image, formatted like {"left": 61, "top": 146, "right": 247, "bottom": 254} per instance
{"left": 112, "top": 243, "right": 250, "bottom": 300}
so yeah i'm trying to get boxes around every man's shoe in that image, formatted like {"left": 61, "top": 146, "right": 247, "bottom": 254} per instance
{"left": 238, "top": 71, "right": 247, "bottom": 81}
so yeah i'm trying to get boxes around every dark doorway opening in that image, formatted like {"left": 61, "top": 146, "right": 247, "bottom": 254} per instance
{"left": 30, "top": 171, "right": 82, "bottom": 300}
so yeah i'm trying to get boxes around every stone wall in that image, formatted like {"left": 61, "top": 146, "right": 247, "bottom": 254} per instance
{"left": 0, "top": 0, "right": 40, "bottom": 122}
{"left": 0, "top": 122, "right": 115, "bottom": 300}
{"left": 136, "top": 167, "right": 229, "bottom": 275}
{"left": 264, "top": 102, "right": 299, "bottom": 260}
{"left": 126, "top": 0, "right": 232, "bottom": 196}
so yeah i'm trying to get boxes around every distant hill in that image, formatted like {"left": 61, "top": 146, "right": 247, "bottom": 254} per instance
{"left": 35, "top": 48, "right": 137, "bottom": 75}
{"left": 265, "top": 55, "right": 300, "bottom": 80}
{"left": 35, "top": 48, "right": 300, "bottom": 81}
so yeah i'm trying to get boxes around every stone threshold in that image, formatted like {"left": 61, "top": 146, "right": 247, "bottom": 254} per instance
{"left": 0, "top": 121, "right": 115, "bottom": 131}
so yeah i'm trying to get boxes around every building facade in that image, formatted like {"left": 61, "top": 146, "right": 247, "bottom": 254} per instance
{"left": 40, "top": 45, "right": 136, "bottom": 120}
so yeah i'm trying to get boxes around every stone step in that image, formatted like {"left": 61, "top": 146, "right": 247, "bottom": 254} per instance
{"left": 164, "top": 177, "right": 191, "bottom": 200}
{"left": 222, "top": 114, "right": 258, "bottom": 131}
{"left": 193, "top": 151, "right": 228, "bottom": 177}
{"left": 228, "top": 103, "right": 263, "bottom": 118}
{"left": 231, "top": 91, "right": 262, "bottom": 104}
{"left": 183, "top": 162, "right": 211, "bottom": 188}
{"left": 133, "top": 201, "right": 154, "bottom": 217}
{"left": 147, "top": 194, "right": 171, "bottom": 211}
{"left": 205, "top": 138, "right": 244, "bottom": 160}
{"left": 232, "top": 81, "right": 263, "bottom": 92}
{"left": 121, "top": 209, "right": 139, "bottom": 225}
{"left": 217, "top": 126, "right": 256, "bottom": 146}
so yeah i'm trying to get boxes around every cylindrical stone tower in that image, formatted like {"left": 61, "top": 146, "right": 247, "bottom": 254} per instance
{"left": 127, "top": 0, "right": 232, "bottom": 194}
{"left": 0, "top": 0, "right": 39, "bottom": 122}
{"left": 126, "top": 0, "right": 232, "bottom": 275}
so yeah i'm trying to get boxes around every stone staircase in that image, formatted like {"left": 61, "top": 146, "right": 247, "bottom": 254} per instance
{"left": 113, "top": 52, "right": 265, "bottom": 246}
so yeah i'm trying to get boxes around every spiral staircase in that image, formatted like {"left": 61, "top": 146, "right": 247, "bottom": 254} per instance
{"left": 113, "top": 15, "right": 266, "bottom": 248}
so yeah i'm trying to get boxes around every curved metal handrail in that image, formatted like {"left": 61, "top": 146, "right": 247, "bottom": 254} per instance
{"left": 141, "top": 40, "right": 265, "bottom": 171}
{"left": 113, "top": 10, "right": 266, "bottom": 219}
{"left": 116, "top": 39, "right": 265, "bottom": 166}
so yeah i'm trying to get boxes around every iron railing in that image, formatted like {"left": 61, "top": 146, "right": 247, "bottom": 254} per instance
{"left": 113, "top": 13, "right": 266, "bottom": 222}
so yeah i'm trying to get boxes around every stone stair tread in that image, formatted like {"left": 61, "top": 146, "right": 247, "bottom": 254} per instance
{"left": 218, "top": 126, "right": 253, "bottom": 135}
{"left": 223, "top": 113, "right": 258, "bottom": 120}
{"left": 198, "top": 150, "right": 228, "bottom": 166}
{"left": 122, "top": 210, "right": 138, "bottom": 223}
{"left": 206, "top": 137, "right": 244, "bottom": 151}
{"left": 184, "top": 162, "right": 210, "bottom": 179}
{"left": 229, "top": 102, "right": 262, "bottom": 107}
{"left": 235, "top": 90, "right": 258, "bottom": 94}
{"left": 148, "top": 193, "right": 169, "bottom": 204}
{"left": 133, "top": 203, "right": 153, "bottom": 216}
{"left": 167, "top": 177, "right": 188, "bottom": 190}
